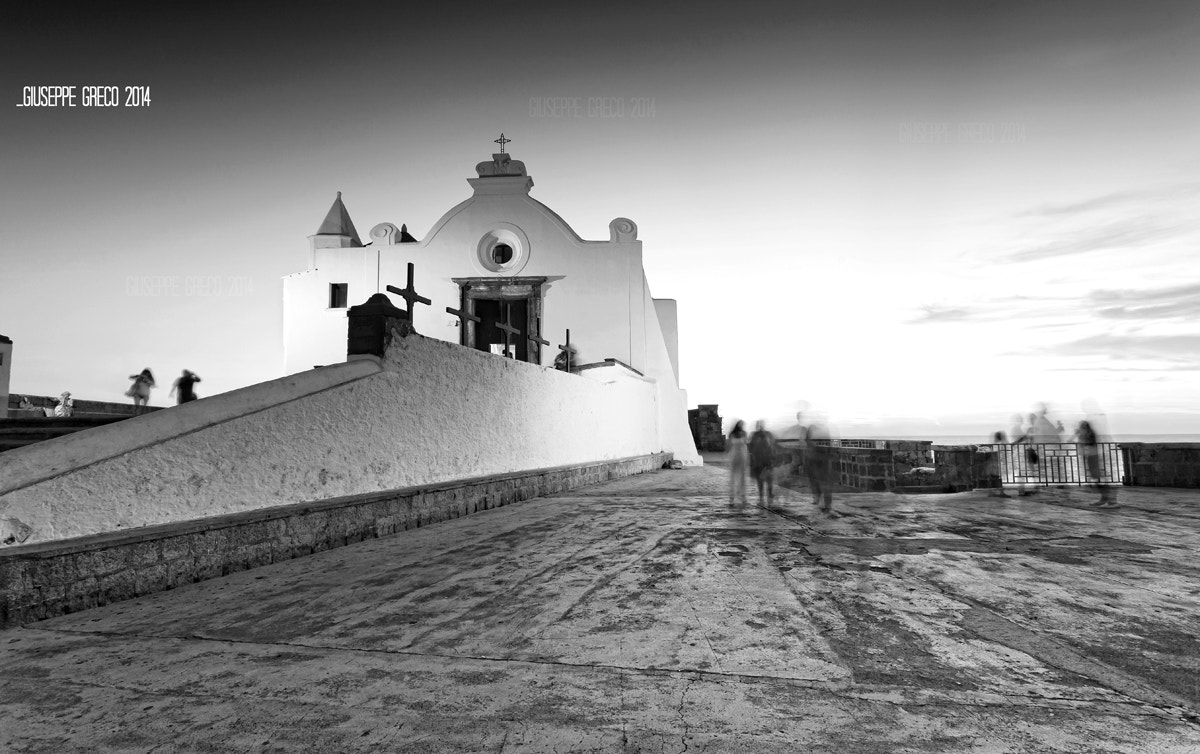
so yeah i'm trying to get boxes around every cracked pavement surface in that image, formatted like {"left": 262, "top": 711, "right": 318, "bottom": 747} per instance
{"left": 2, "top": 464, "right": 1199, "bottom": 752}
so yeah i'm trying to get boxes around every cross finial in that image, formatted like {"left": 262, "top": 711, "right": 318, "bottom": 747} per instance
{"left": 386, "top": 262, "right": 432, "bottom": 321}
{"left": 494, "top": 133, "right": 511, "bottom": 153}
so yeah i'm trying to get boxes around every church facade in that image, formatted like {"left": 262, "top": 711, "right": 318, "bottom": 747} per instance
{"left": 282, "top": 144, "right": 701, "bottom": 465}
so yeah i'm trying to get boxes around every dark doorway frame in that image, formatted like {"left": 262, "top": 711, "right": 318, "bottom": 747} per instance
{"left": 453, "top": 277, "right": 547, "bottom": 365}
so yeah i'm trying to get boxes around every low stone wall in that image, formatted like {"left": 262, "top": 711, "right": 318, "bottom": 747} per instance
{"left": 1121, "top": 443, "right": 1200, "bottom": 488}
{"left": 886, "top": 440, "right": 933, "bottom": 467}
{"left": 774, "top": 443, "right": 895, "bottom": 492}
{"left": 927, "top": 446, "right": 996, "bottom": 492}
{"left": 833, "top": 447, "right": 895, "bottom": 492}
{"left": 7, "top": 394, "right": 162, "bottom": 417}
{"left": 0, "top": 453, "right": 671, "bottom": 629}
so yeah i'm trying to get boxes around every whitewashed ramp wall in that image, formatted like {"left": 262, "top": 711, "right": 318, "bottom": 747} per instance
{"left": 0, "top": 332, "right": 661, "bottom": 545}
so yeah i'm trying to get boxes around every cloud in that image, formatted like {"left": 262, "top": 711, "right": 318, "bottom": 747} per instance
{"left": 1052, "top": 332, "right": 1200, "bottom": 364}
{"left": 1019, "top": 182, "right": 1200, "bottom": 219}
{"left": 906, "top": 295, "right": 1079, "bottom": 326}
{"left": 907, "top": 304, "right": 978, "bottom": 324}
{"left": 1003, "top": 218, "right": 1181, "bottom": 263}
{"left": 1048, "top": 364, "right": 1200, "bottom": 372}
{"left": 1087, "top": 280, "right": 1200, "bottom": 320}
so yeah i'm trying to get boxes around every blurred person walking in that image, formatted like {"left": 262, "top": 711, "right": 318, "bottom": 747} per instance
{"left": 799, "top": 412, "right": 835, "bottom": 515}
{"left": 1077, "top": 420, "right": 1117, "bottom": 507}
{"left": 727, "top": 420, "right": 749, "bottom": 505}
{"left": 748, "top": 420, "right": 777, "bottom": 504}
{"left": 1081, "top": 398, "right": 1118, "bottom": 508}
{"left": 985, "top": 430, "right": 1010, "bottom": 497}
{"left": 125, "top": 368, "right": 156, "bottom": 414}
{"left": 1009, "top": 414, "right": 1033, "bottom": 495}
{"left": 1031, "top": 404, "right": 1061, "bottom": 443}
{"left": 170, "top": 369, "right": 201, "bottom": 405}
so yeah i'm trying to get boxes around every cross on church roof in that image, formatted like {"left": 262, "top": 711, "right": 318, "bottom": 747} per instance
{"left": 495, "top": 311, "right": 522, "bottom": 340}
{"left": 557, "top": 328, "right": 573, "bottom": 372}
{"left": 445, "top": 304, "right": 481, "bottom": 329}
{"left": 494, "top": 304, "right": 523, "bottom": 359}
{"left": 493, "top": 133, "right": 511, "bottom": 153}
{"left": 527, "top": 316, "right": 550, "bottom": 349}
{"left": 385, "top": 262, "right": 432, "bottom": 320}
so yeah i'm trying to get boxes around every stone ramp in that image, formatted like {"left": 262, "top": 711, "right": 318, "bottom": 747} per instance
{"left": 2, "top": 467, "right": 1199, "bottom": 752}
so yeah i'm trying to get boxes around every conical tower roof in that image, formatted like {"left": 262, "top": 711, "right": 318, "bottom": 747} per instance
{"left": 315, "top": 191, "right": 362, "bottom": 246}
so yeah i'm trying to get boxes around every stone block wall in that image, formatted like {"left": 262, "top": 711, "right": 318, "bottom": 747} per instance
{"left": 923, "top": 446, "right": 996, "bottom": 491}
{"left": 0, "top": 453, "right": 670, "bottom": 629}
{"left": 832, "top": 447, "right": 896, "bottom": 492}
{"left": 773, "top": 443, "right": 894, "bottom": 492}
{"left": 1121, "top": 443, "right": 1200, "bottom": 488}
{"left": 886, "top": 440, "right": 933, "bottom": 468}
{"left": 688, "top": 404, "right": 725, "bottom": 452}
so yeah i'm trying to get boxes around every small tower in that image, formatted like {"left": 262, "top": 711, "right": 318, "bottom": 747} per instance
{"left": 307, "top": 191, "right": 363, "bottom": 267}
{"left": 0, "top": 334, "right": 12, "bottom": 418}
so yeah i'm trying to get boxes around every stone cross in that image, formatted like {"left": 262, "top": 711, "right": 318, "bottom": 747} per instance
{"left": 526, "top": 316, "right": 549, "bottom": 365}
{"left": 494, "top": 133, "right": 511, "bottom": 153}
{"left": 386, "top": 262, "right": 431, "bottom": 320}
{"left": 527, "top": 316, "right": 550, "bottom": 349}
{"left": 495, "top": 305, "right": 522, "bottom": 358}
{"left": 558, "top": 328, "right": 572, "bottom": 371}
{"left": 445, "top": 304, "right": 481, "bottom": 330}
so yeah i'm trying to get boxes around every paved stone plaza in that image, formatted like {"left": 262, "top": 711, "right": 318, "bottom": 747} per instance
{"left": 2, "top": 464, "right": 1198, "bottom": 752}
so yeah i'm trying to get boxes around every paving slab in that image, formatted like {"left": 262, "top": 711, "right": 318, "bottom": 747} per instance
{"left": 2, "top": 467, "right": 1199, "bottom": 752}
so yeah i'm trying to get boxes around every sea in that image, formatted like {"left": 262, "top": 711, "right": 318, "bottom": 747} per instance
{"left": 866, "top": 434, "right": 1200, "bottom": 445}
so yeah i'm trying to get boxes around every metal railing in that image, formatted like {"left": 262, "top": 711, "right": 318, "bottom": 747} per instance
{"left": 989, "top": 443, "right": 1124, "bottom": 487}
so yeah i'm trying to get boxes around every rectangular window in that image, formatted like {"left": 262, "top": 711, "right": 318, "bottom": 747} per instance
{"left": 329, "top": 283, "right": 348, "bottom": 309}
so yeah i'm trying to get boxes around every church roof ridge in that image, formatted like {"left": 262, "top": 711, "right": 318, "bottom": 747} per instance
{"left": 315, "top": 191, "right": 363, "bottom": 246}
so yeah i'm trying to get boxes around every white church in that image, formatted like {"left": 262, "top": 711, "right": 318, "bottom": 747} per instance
{"left": 283, "top": 139, "right": 701, "bottom": 465}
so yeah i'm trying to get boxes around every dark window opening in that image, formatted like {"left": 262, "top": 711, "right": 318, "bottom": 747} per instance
{"left": 492, "top": 244, "right": 513, "bottom": 264}
{"left": 329, "top": 283, "right": 348, "bottom": 309}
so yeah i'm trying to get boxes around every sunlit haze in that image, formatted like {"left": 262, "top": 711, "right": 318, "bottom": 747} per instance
{"left": 3, "top": 1, "right": 1198, "bottom": 439}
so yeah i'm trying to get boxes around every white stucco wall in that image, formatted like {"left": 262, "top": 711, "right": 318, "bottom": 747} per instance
{"left": 653, "top": 298, "right": 679, "bottom": 385}
{"left": 0, "top": 332, "right": 662, "bottom": 545}
{"left": 640, "top": 284, "right": 700, "bottom": 466}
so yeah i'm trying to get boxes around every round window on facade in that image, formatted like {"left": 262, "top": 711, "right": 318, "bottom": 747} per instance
{"left": 475, "top": 226, "right": 529, "bottom": 274}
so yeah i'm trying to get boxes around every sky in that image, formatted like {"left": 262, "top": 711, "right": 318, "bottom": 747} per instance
{"left": 2, "top": 1, "right": 1199, "bottom": 439}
